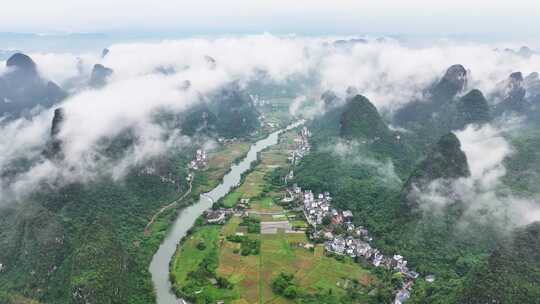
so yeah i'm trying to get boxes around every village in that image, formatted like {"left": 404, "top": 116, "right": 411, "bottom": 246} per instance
{"left": 185, "top": 148, "right": 209, "bottom": 183}
{"left": 203, "top": 198, "right": 250, "bottom": 225}
{"left": 199, "top": 126, "right": 427, "bottom": 304}
{"left": 285, "top": 126, "right": 427, "bottom": 304}
{"left": 288, "top": 127, "right": 422, "bottom": 304}
{"left": 188, "top": 148, "right": 208, "bottom": 171}
{"left": 291, "top": 182, "right": 422, "bottom": 304}
{"left": 288, "top": 126, "right": 311, "bottom": 166}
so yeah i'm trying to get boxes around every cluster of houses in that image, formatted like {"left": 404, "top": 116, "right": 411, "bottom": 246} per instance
{"left": 139, "top": 165, "right": 177, "bottom": 186}
{"left": 189, "top": 149, "right": 208, "bottom": 170}
{"left": 259, "top": 113, "right": 278, "bottom": 129}
{"left": 203, "top": 209, "right": 230, "bottom": 224}
{"left": 217, "top": 137, "right": 238, "bottom": 145}
{"left": 328, "top": 234, "right": 420, "bottom": 303}
{"left": 279, "top": 126, "right": 430, "bottom": 304}
{"left": 203, "top": 199, "right": 251, "bottom": 224}
{"left": 287, "top": 182, "right": 424, "bottom": 304}
{"left": 284, "top": 127, "right": 312, "bottom": 184}
{"left": 288, "top": 127, "right": 311, "bottom": 166}
{"left": 298, "top": 188, "right": 337, "bottom": 227}
{"left": 159, "top": 174, "right": 176, "bottom": 184}
{"left": 184, "top": 148, "right": 208, "bottom": 183}
{"left": 325, "top": 234, "right": 418, "bottom": 280}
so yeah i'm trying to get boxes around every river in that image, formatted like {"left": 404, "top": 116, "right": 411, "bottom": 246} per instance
{"left": 149, "top": 121, "right": 303, "bottom": 304}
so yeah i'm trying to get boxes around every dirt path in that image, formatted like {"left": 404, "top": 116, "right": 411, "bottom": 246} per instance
{"left": 144, "top": 176, "right": 194, "bottom": 236}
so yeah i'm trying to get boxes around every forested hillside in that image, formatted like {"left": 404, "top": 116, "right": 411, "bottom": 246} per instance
{"left": 292, "top": 66, "right": 540, "bottom": 303}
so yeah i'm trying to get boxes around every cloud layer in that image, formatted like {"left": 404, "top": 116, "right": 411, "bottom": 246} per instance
{"left": 2, "top": 35, "right": 540, "bottom": 208}
{"left": 415, "top": 121, "right": 540, "bottom": 228}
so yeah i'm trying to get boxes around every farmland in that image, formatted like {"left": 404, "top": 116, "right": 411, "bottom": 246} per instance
{"left": 170, "top": 129, "right": 380, "bottom": 303}
{"left": 193, "top": 142, "right": 252, "bottom": 194}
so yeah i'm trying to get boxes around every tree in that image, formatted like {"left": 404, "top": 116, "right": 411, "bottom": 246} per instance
{"left": 284, "top": 286, "right": 298, "bottom": 299}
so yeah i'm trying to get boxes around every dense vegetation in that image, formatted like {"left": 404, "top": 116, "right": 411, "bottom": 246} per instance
{"left": 339, "top": 95, "right": 391, "bottom": 141}
{"left": 459, "top": 222, "right": 540, "bottom": 304}
{"left": 293, "top": 80, "right": 540, "bottom": 303}
{"left": 239, "top": 216, "right": 261, "bottom": 234}
{"left": 0, "top": 83, "right": 267, "bottom": 303}
{"left": 401, "top": 132, "right": 470, "bottom": 209}
{"left": 3, "top": 55, "right": 540, "bottom": 304}
{"left": 271, "top": 273, "right": 299, "bottom": 299}
{"left": 179, "top": 84, "right": 261, "bottom": 139}
{"left": 0, "top": 169, "right": 185, "bottom": 303}
{"left": 225, "top": 235, "right": 260, "bottom": 255}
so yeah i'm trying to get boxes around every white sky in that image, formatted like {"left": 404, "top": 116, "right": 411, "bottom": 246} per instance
{"left": 1, "top": 0, "right": 540, "bottom": 37}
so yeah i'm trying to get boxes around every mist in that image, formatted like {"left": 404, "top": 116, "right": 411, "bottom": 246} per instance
{"left": 325, "top": 139, "right": 402, "bottom": 187}
{"left": 415, "top": 121, "right": 540, "bottom": 229}
{"left": 2, "top": 34, "right": 540, "bottom": 206}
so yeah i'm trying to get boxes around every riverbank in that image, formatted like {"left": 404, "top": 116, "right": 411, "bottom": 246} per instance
{"left": 150, "top": 122, "right": 303, "bottom": 304}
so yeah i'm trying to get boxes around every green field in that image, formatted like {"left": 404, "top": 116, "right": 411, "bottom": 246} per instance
{"left": 222, "top": 190, "right": 244, "bottom": 208}
{"left": 171, "top": 226, "right": 221, "bottom": 285}
{"left": 215, "top": 221, "right": 374, "bottom": 304}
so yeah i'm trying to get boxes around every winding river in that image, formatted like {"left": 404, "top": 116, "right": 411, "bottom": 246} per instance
{"left": 149, "top": 121, "right": 303, "bottom": 304}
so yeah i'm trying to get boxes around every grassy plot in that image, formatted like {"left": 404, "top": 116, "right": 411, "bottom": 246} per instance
{"left": 222, "top": 216, "right": 242, "bottom": 235}
{"left": 261, "top": 233, "right": 373, "bottom": 301}
{"left": 222, "top": 190, "right": 244, "bottom": 208}
{"left": 216, "top": 228, "right": 374, "bottom": 303}
{"left": 170, "top": 224, "right": 242, "bottom": 303}
{"left": 250, "top": 197, "right": 282, "bottom": 212}
{"left": 171, "top": 226, "right": 221, "bottom": 285}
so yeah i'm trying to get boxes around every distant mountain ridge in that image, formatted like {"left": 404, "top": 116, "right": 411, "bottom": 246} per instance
{"left": 0, "top": 53, "right": 67, "bottom": 119}
{"left": 393, "top": 64, "right": 493, "bottom": 150}
{"left": 89, "top": 64, "right": 113, "bottom": 88}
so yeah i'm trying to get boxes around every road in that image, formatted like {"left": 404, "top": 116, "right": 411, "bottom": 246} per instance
{"left": 144, "top": 176, "right": 194, "bottom": 236}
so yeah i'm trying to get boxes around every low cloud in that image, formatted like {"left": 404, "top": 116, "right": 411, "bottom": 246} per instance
{"left": 326, "top": 139, "right": 401, "bottom": 186}
{"left": 0, "top": 35, "right": 323, "bottom": 204}
{"left": 288, "top": 95, "right": 306, "bottom": 117}
{"left": 458, "top": 122, "right": 512, "bottom": 188}
{"left": 31, "top": 52, "right": 99, "bottom": 86}
{"left": 319, "top": 40, "right": 540, "bottom": 112}
{"left": 3, "top": 35, "right": 540, "bottom": 205}
{"left": 288, "top": 94, "right": 328, "bottom": 120}
{"left": 416, "top": 122, "right": 540, "bottom": 229}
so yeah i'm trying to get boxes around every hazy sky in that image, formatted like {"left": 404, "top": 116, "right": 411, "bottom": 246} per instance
{"left": 1, "top": 0, "right": 540, "bottom": 37}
